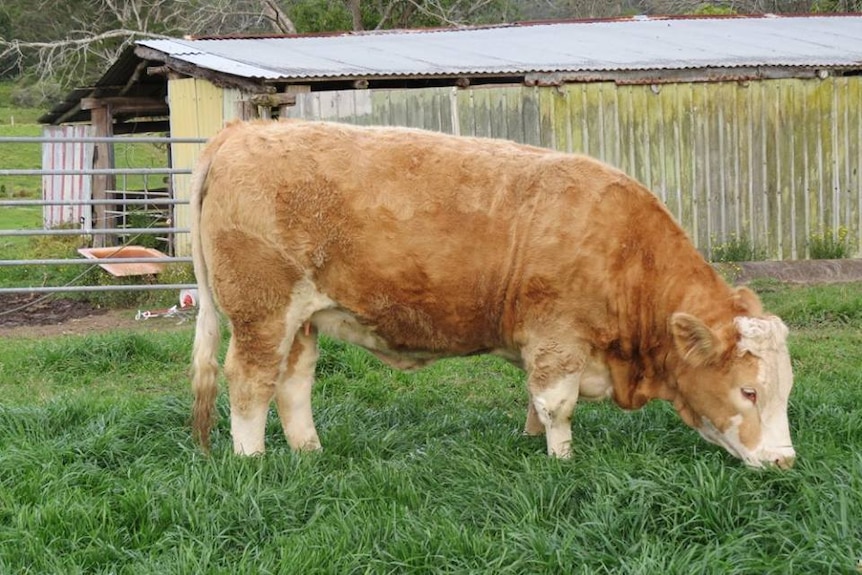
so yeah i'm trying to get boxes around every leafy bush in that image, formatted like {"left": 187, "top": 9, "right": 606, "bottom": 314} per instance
{"left": 9, "top": 80, "right": 63, "bottom": 108}
{"left": 693, "top": 4, "right": 737, "bottom": 15}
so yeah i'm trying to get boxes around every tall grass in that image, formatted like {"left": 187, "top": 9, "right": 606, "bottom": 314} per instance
{"left": 0, "top": 283, "right": 861, "bottom": 573}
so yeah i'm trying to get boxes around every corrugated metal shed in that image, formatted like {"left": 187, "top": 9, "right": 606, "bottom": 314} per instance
{"left": 136, "top": 15, "right": 862, "bottom": 82}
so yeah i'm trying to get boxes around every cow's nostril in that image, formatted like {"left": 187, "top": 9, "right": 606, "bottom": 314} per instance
{"left": 774, "top": 455, "right": 796, "bottom": 470}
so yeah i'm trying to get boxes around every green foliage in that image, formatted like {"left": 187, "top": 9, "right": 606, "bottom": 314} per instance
{"left": 0, "top": 283, "right": 861, "bottom": 572}
{"left": 692, "top": 3, "right": 737, "bottom": 15}
{"left": 121, "top": 211, "right": 162, "bottom": 249}
{"left": 290, "top": 0, "right": 352, "bottom": 31}
{"left": 8, "top": 80, "right": 62, "bottom": 109}
{"left": 809, "top": 226, "right": 852, "bottom": 259}
{"left": 811, "top": 0, "right": 862, "bottom": 12}
{"left": 709, "top": 232, "right": 767, "bottom": 263}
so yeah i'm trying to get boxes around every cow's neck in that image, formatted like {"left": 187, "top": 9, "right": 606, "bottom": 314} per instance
{"left": 604, "top": 242, "right": 736, "bottom": 411}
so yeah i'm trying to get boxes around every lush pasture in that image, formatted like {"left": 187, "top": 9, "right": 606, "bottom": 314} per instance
{"left": 0, "top": 283, "right": 860, "bottom": 573}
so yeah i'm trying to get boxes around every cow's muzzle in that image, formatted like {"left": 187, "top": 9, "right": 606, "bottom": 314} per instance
{"left": 752, "top": 446, "right": 796, "bottom": 469}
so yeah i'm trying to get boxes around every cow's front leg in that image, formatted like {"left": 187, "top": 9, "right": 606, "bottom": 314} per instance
{"left": 274, "top": 326, "right": 321, "bottom": 451}
{"left": 530, "top": 374, "right": 581, "bottom": 458}
{"left": 523, "top": 340, "right": 586, "bottom": 458}
{"left": 523, "top": 397, "right": 545, "bottom": 436}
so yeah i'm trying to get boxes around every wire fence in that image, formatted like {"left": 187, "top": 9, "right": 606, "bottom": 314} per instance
{"left": 0, "top": 133, "right": 206, "bottom": 296}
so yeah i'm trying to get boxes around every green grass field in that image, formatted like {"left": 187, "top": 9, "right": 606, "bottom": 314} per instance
{"left": 0, "top": 282, "right": 860, "bottom": 573}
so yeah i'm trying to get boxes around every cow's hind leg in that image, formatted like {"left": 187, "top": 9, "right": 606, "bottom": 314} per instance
{"left": 225, "top": 315, "right": 288, "bottom": 455}
{"left": 274, "top": 325, "right": 321, "bottom": 451}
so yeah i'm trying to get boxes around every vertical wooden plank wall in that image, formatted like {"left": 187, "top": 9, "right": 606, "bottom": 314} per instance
{"left": 538, "top": 78, "right": 861, "bottom": 259}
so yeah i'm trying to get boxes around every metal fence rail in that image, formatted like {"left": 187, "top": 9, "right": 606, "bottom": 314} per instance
{"left": 1, "top": 134, "right": 206, "bottom": 296}
{"left": 0, "top": 284, "right": 197, "bottom": 295}
{"left": 0, "top": 257, "right": 193, "bottom": 266}
{"left": 3, "top": 227, "right": 191, "bottom": 237}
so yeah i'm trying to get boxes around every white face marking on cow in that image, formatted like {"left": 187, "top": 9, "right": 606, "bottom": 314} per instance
{"left": 697, "top": 413, "right": 777, "bottom": 467}
{"left": 707, "top": 316, "right": 795, "bottom": 468}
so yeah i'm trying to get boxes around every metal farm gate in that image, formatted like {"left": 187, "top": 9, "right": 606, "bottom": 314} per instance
{"left": 0, "top": 132, "right": 206, "bottom": 297}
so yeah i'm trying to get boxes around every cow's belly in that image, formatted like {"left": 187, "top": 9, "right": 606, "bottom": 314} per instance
{"left": 310, "top": 307, "right": 514, "bottom": 371}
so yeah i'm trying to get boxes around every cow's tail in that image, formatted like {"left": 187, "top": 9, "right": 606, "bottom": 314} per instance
{"left": 189, "top": 141, "right": 221, "bottom": 452}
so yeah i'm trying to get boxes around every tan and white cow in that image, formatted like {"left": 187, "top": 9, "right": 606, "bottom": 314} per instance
{"left": 190, "top": 120, "right": 795, "bottom": 468}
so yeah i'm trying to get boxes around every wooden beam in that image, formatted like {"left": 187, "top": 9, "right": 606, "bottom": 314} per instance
{"left": 81, "top": 97, "right": 168, "bottom": 116}
{"left": 90, "top": 105, "right": 115, "bottom": 248}
{"left": 134, "top": 46, "right": 275, "bottom": 95}
{"left": 54, "top": 102, "right": 84, "bottom": 125}
{"left": 112, "top": 120, "right": 171, "bottom": 135}
{"left": 248, "top": 93, "right": 296, "bottom": 107}
{"left": 120, "top": 60, "right": 148, "bottom": 96}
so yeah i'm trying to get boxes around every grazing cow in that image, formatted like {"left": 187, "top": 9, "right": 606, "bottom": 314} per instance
{"left": 190, "top": 120, "right": 795, "bottom": 468}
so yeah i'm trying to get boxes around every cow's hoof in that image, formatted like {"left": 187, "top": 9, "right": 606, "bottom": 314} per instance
{"left": 293, "top": 436, "right": 322, "bottom": 452}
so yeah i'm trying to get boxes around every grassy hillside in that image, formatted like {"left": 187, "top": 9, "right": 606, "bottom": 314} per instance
{"left": 0, "top": 82, "right": 44, "bottom": 125}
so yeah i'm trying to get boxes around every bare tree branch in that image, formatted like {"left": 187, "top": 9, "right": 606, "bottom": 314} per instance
{"left": 262, "top": 0, "right": 298, "bottom": 33}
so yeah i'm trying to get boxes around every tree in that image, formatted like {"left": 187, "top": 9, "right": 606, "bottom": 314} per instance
{"left": 0, "top": 0, "right": 303, "bottom": 90}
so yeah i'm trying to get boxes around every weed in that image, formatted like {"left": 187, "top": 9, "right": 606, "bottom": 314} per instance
{"left": 710, "top": 233, "right": 767, "bottom": 263}
{"left": 809, "top": 226, "right": 852, "bottom": 259}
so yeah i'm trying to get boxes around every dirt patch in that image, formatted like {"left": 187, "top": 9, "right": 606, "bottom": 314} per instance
{"left": 714, "top": 258, "right": 862, "bottom": 285}
{"left": 0, "top": 294, "right": 192, "bottom": 338}
{"left": 0, "top": 294, "right": 108, "bottom": 328}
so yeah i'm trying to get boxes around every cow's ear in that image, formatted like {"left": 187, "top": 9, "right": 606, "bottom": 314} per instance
{"left": 732, "top": 286, "right": 763, "bottom": 316}
{"left": 670, "top": 313, "right": 721, "bottom": 367}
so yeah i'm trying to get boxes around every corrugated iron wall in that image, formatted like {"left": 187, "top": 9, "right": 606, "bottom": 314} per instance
{"left": 286, "top": 77, "right": 861, "bottom": 260}
{"left": 41, "top": 125, "right": 94, "bottom": 229}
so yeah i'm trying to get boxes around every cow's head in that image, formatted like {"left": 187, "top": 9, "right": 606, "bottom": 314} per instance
{"left": 669, "top": 311, "right": 795, "bottom": 469}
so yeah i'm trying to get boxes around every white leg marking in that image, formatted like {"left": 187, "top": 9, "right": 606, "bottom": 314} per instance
{"left": 230, "top": 402, "right": 269, "bottom": 455}
{"left": 225, "top": 336, "right": 274, "bottom": 456}
{"left": 532, "top": 375, "right": 581, "bottom": 458}
{"left": 275, "top": 332, "right": 322, "bottom": 451}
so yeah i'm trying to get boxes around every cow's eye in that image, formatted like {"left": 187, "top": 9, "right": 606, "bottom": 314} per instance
{"left": 741, "top": 387, "right": 758, "bottom": 405}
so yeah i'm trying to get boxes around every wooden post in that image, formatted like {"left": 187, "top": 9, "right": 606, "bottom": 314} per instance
{"left": 90, "top": 104, "right": 115, "bottom": 247}
{"left": 282, "top": 85, "right": 309, "bottom": 119}
{"left": 235, "top": 99, "right": 258, "bottom": 121}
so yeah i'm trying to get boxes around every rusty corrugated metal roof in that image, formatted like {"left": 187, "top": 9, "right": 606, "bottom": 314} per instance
{"left": 136, "top": 14, "right": 862, "bottom": 81}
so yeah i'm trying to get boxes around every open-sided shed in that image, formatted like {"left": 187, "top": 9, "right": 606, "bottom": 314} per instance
{"left": 42, "top": 14, "right": 862, "bottom": 259}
